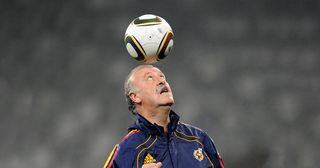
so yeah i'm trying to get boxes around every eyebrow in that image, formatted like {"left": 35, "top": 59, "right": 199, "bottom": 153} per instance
{"left": 143, "top": 71, "right": 165, "bottom": 78}
{"left": 143, "top": 72, "right": 152, "bottom": 78}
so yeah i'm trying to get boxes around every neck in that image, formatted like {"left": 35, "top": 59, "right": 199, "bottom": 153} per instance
{"left": 138, "top": 106, "right": 171, "bottom": 133}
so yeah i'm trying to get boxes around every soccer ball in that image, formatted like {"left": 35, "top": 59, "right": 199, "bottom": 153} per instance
{"left": 124, "top": 14, "right": 174, "bottom": 64}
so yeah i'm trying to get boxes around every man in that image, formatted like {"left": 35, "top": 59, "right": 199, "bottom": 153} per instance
{"left": 103, "top": 65, "right": 224, "bottom": 168}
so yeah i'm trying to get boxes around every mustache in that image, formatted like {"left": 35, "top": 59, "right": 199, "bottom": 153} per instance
{"left": 157, "top": 84, "right": 169, "bottom": 94}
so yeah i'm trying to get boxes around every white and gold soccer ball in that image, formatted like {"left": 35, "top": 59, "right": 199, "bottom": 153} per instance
{"left": 124, "top": 14, "right": 174, "bottom": 64}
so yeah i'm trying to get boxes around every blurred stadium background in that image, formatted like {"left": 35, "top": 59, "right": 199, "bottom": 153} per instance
{"left": 1, "top": 0, "right": 319, "bottom": 168}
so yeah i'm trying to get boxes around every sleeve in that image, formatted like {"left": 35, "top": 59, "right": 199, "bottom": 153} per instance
{"left": 102, "top": 144, "right": 136, "bottom": 168}
{"left": 102, "top": 144, "right": 120, "bottom": 168}
{"left": 202, "top": 133, "right": 225, "bottom": 168}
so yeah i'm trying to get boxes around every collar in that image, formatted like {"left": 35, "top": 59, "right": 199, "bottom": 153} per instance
{"left": 128, "top": 110, "right": 180, "bottom": 136}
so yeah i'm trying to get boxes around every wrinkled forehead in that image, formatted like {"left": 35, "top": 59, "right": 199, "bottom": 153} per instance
{"left": 130, "top": 66, "right": 162, "bottom": 79}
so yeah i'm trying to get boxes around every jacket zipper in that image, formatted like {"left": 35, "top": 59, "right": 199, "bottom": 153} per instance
{"left": 167, "top": 135, "right": 175, "bottom": 168}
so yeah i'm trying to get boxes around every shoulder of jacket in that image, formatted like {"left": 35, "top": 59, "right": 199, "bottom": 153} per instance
{"left": 117, "top": 129, "right": 145, "bottom": 149}
{"left": 117, "top": 129, "right": 156, "bottom": 153}
{"left": 176, "top": 122, "right": 207, "bottom": 139}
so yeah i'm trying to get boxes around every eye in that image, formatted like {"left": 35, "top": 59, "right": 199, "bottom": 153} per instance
{"left": 160, "top": 74, "right": 166, "bottom": 80}
{"left": 147, "top": 75, "right": 153, "bottom": 80}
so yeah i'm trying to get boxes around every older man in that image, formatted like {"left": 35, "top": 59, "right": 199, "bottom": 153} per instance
{"left": 103, "top": 65, "right": 224, "bottom": 168}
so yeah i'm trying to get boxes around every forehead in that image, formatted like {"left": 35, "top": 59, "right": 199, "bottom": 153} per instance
{"left": 132, "top": 66, "right": 163, "bottom": 77}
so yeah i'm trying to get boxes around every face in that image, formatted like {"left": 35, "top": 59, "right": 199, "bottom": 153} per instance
{"left": 129, "top": 66, "right": 174, "bottom": 110}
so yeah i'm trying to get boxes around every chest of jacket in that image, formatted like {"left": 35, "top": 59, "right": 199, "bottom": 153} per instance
{"left": 134, "top": 133, "right": 214, "bottom": 168}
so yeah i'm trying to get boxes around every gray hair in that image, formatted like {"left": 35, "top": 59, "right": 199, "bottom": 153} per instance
{"left": 124, "top": 65, "right": 154, "bottom": 115}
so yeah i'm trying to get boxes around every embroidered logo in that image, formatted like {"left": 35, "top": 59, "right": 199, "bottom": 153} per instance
{"left": 143, "top": 153, "right": 156, "bottom": 164}
{"left": 193, "top": 148, "right": 204, "bottom": 161}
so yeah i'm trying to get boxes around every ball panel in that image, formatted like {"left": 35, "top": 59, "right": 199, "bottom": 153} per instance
{"left": 157, "top": 31, "right": 174, "bottom": 60}
{"left": 126, "top": 43, "right": 138, "bottom": 58}
{"left": 133, "top": 15, "right": 162, "bottom": 26}
{"left": 139, "top": 14, "right": 157, "bottom": 20}
{"left": 124, "top": 35, "right": 146, "bottom": 61}
{"left": 164, "top": 39, "right": 174, "bottom": 56}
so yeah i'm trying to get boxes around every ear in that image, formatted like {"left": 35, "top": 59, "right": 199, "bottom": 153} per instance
{"left": 129, "top": 92, "right": 141, "bottom": 104}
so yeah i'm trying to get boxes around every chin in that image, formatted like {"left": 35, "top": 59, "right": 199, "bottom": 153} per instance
{"left": 158, "top": 104, "right": 173, "bottom": 112}
{"left": 158, "top": 96, "right": 174, "bottom": 107}
{"left": 158, "top": 100, "right": 174, "bottom": 107}
{"left": 164, "top": 100, "right": 174, "bottom": 106}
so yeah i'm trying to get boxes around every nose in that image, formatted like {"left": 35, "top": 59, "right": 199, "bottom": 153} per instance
{"left": 158, "top": 77, "right": 166, "bottom": 85}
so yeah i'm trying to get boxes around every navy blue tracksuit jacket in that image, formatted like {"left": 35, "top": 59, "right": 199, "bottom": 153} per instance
{"left": 103, "top": 111, "right": 224, "bottom": 168}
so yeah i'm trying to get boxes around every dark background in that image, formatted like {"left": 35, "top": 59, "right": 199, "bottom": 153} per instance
{"left": 1, "top": 0, "right": 319, "bottom": 167}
